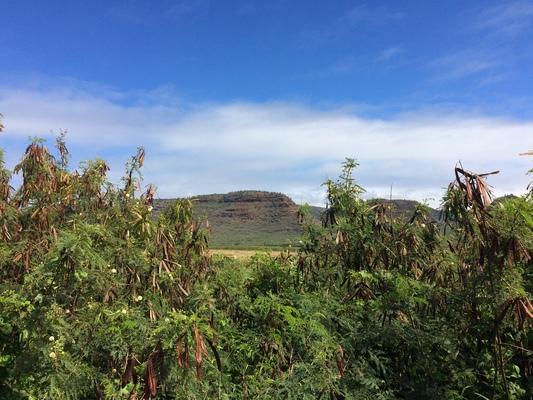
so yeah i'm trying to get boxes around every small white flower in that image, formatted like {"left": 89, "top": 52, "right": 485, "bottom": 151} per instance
{"left": 125, "top": 193, "right": 130, "bottom": 198}
{"left": 136, "top": 295, "right": 143, "bottom": 302}
{"left": 49, "top": 352, "right": 57, "bottom": 359}
{"left": 421, "top": 223, "right": 426, "bottom": 228}
{"left": 112, "top": 368, "right": 117, "bottom": 374}
{"left": 111, "top": 268, "right": 117, "bottom": 274}
{"left": 147, "top": 206, "right": 153, "bottom": 212}
{"left": 121, "top": 309, "right": 127, "bottom": 314}
{"left": 65, "top": 309, "right": 71, "bottom": 314}
{"left": 49, "top": 336, "right": 55, "bottom": 342}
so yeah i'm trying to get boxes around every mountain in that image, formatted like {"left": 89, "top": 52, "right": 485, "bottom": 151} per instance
{"left": 154, "top": 191, "right": 303, "bottom": 248}
{"left": 367, "top": 198, "right": 441, "bottom": 221}
{"left": 153, "top": 191, "right": 439, "bottom": 249}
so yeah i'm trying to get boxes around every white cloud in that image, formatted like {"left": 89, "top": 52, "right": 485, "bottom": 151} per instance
{"left": 376, "top": 46, "right": 404, "bottom": 62}
{"left": 1, "top": 85, "right": 532, "bottom": 207}
{"left": 476, "top": 1, "right": 533, "bottom": 36}
{"left": 426, "top": 2, "right": 533, "bottom": 85}
{"left": 341, "top": 5, "right": 405, "bottom": 26}
{"left": 298, "top": 4, "right": 405, "bottom": 49}
{"left": 429, "top": 49, "right": 499, "bottom": 81}
{"left": 105, "top": 0, "right": 208, "bottom": 24}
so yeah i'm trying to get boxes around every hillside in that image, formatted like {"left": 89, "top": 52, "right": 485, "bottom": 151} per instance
{"left": 367, "top": 198, "right": 441, "bottom": 221}
{"left": 154, "top": 191, "right": 440, "bottom": 249}
{"left": 154, "top": 191, "right": 303, "bottom": 248}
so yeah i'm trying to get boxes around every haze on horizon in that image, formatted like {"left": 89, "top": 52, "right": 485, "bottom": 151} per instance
{"left": 1, "top": 0, "right": 532, "bottom": 207}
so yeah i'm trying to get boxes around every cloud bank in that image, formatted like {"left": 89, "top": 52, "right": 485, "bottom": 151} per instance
{"left": 1, "top": 84, "right": 532, "bottom": 207}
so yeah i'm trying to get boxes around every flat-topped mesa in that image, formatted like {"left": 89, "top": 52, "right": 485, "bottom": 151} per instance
{"left": 153, "top": 191, "right": 303, "bottom": 248}
{"left": 196, "top": 190, "right": 296, "bottom": 206}
{"left": 153, "top": 191, "right": 442, "bottom": 248}
{"left": 210, "top": 192, "right": 297, "bottom": 220}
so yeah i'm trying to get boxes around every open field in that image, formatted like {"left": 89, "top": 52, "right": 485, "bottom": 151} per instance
{"left": 210, "top": 248, "right": 276, "bottom": 258}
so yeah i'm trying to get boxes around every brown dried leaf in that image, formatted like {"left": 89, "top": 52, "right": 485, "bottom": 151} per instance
{"left": 121, "top": 357, "right": 138, "bottom": 387}
{"left": 144, "top": 356, "right": 157, "bottom": 399}
{"left": 137, "top": 148, "right": 145, "bottom": 167}
{"left": 336, "top": 345, "right": 345, "bottom": 378}
{"left": 194, "top": 326, "right": 208, "bottom": 380}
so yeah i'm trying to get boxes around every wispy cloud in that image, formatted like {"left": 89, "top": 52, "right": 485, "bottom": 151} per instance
{"left": 425, "top": 2, "right": 533, "bottom": 85}
{"left": 303, "top": 57, "right": 361, "bottom": 79}
{"left": 307, "top": 46, "right": 406, "bottom": 79}
{"left": 429, "top": 49, "right": 499, "bottom": 81}
{"left": 299, "top": 5, "right": 406, "bottom": 48}
{"left": 169, "top": 0, "right": 209, "bottom": 18}
{"left": 476, "top": 1, "right": 533, "bottom": 36}
{"left": 1, "top": 83, "right": 531, "bottom": 206}
{"left": 106, "top": 0, "right": 208, "bottom": 24}
{"left": 376, "top": 46, "right": 404, "bottom": 62}
{"left": 340, "top": 5, "right": 405, "bottom": 26}
{"left": 236, "top": 1, "right": 286, "bottom": 16}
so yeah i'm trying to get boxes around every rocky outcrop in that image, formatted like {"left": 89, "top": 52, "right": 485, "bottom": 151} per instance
{"left": 153, "top": 191, "right": 440, "bottom": 248}
{"left": 154, "top": 191, "right": 303, "bottom": 248}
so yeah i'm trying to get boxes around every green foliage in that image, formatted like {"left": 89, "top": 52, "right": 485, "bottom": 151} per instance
{"left": 293, "top": 160, "right": 533, "bottom": 399}
{"left": 0, "top": 140, "right": 213, "bottom": 398}
{"left": 1, "top": 138, "right": 532, "bottom": 399}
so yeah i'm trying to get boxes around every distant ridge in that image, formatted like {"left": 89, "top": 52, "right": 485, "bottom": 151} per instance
{"left": 367, "top": 198, "right": 441, "bottom": 221}
{"left": 154, "top": 191, "right": 302, "bottom": 248}
{"left": 153, "top": 191, "right": 439, "bottom": 249}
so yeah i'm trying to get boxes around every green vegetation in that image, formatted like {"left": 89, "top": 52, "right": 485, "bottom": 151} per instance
{"left": 154, "top": 191, "right": 304, "bottom": 249}
{"left": 153, "top": 192, "right": 438, "bottom": 250}
{"left": 0, "top": 137, "right": 532, "bottom": 399}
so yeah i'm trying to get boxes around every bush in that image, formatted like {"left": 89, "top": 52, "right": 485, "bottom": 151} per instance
{"left": 0, "top": 138, "right": 531, "bottom": 399}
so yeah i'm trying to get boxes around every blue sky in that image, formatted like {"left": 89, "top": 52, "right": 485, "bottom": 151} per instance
{"left": 1, "top": 1, "right": 532, "bottom": 205}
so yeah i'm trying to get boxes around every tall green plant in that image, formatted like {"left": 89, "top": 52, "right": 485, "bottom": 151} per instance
{"left": 0, "top": 138, "right": 215, "bottom": 399}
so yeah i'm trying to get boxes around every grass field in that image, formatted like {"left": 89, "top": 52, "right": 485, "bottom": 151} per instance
{"left": 209, "top": 248, "right": 290, "bottom": 258}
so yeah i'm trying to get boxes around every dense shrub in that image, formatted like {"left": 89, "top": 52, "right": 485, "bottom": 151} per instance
{"left": 295, "top": 159, "right": 533, "bottom": 399}
{"left": 0, "top": 136, "right": 531, "bottom": 399}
